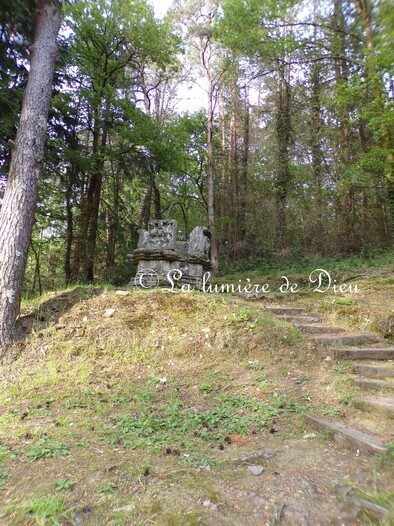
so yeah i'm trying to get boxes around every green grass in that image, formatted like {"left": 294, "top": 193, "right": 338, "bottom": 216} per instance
{"left": 97, "top": 482, "right": 118, "bottom": 494}
{"left": 25, "top": 436, "right": 69, "bottom": 461}
{"left": 0, "top": 468, "right": 9, "bottom": 490}
{"left": 217, "top": 248, "right": 394, "bottom": 279}
{"left": 1, "top": 276, "right": 393, "bottom": 525}
{"left": 0, "top": 445, "right": 18, "bottom": 462}
{"left": 54, "top": 479, "right": 74, "bottom": 491}
{"left": 105, "top": 396, "right": 280, "bottom": 453}
{"left": 23, "top": 497, "right": 72, "bottom": 526}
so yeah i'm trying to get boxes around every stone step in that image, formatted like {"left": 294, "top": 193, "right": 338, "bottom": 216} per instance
{"left": 274, "top": 315, "right": 323, "bottom": 324}
{"left": 353, "top": 364, "right": 394, "bottom": 378}
{"left": 336, "top": 348, "right": 394, "bottom": 360}
{"left": 312, "top": 334, "right": 380, "bottom": 347}
{"left": 352, "top": 396, "right": 394, "bottom": 418}
{"left": 298, "top": 325, "right": 345, "bottom": 335}
{"left": 305, "top": 415, "right": 387, "bottom": 454}
{"left": 264, "top": 306, "right": 306, "bottom": 316}
{"left": 354, "top": 378, "right": 394, "bottom": 390}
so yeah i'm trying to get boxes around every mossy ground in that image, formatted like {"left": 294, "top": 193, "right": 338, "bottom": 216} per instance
{"left": 0, "top": 261, "right": 393, "bottom": 525}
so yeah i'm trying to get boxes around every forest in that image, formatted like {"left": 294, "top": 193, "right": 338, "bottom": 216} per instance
{"left": 1, "top": 0, "right": 393, "bottom": 291}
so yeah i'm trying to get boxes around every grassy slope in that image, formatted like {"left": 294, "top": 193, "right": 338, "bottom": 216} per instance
{"left": 0, "top": 252, "right": 393, "bottom": 525}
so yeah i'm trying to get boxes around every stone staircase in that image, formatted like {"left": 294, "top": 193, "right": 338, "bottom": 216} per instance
{"left": 264, "top": 305, "right": 394, "bottom": 455}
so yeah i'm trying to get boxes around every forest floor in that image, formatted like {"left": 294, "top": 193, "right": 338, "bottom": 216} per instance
{"left": 0, "top": 257, "right": 393, "bottom": 525}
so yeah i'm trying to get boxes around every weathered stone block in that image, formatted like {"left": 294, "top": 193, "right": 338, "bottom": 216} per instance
{"left": 128, "top": 220, "right": 212, "bottom": 290}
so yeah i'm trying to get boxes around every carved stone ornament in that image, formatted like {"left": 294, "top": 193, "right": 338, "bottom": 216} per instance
{"left": 128, "top": 220, "right": 212, "bottom": 290}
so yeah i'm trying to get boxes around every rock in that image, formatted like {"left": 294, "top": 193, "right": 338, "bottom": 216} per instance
{"left": 103, "top": 308, "right": 116, "bottom": 318}
{"left": 115, "top": 290, "right": 129, "bottom": 296}
{"left": 112, "top": 504, "right": 136, "bottom": 513}
{"left": 247, "top": 465, "right": 265, "bottom": 476}
{"left": 201, "top": 500, "right": 221, "bottom": 513}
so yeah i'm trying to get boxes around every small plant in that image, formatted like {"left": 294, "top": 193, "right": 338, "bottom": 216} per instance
{"left": 228, "top": 308, "right": 251, "bottom": 324}
{"left": 112, "top": 394, "right": 127, "bottom": 404}
{"left": 248, "top": 360, "right": 264, "bottom": 370}
{"left": 333, "top": 363, "right": 350, "bottom": 374}
{"left": 0, "top": 468, "right": 9, "bottom": 490}
{"left": 382, "top": 441, "right": 394, "bottom": 466}
{"left": 54, "top": 479, "right": 74, "bottom": 491}
{"left": 335, "top": 298, "right": 355, "bottom": 306}
{"left": 251, "top": 374, "right": 272, "bottom": 387}
{"left": 76, "top": 438, "right": 91, "bottom": 448}
{"left": 24, "top": 497, "right": 72, "bottom": 526}
{"left": 339, "top": 390, "right": 355, "bottom": 405}
{"left": 199, "top": 382, "right": 214, "bottom": 394}
{"left": 321, "top": 405, "right": 341, "bottom": 417}
{"left": 25, "top": 437, "right": 69, "bottom": 461}
{"left": 27, "top": 408, "right": 53, "bottom": 417}
{"left": 97, "top": 482, "right": 118, "bottom": 494}
{"left": 0, "top": 445, "right": 18, "bottom": 462}
{"left": 277, "top": 365, "right": 289, "bottom": 377}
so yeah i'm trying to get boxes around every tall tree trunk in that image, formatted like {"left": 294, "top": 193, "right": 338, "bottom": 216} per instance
{"left": 152, "top": 168, "right": 161, "bottom": 220}
{"left": 138, "top": 185, "right": 152, "bottom": 229}
{"left": 229, "top": 74, "right": 239, "bottom": 258}
{"left": 82, "top": 107, "right": 109, "bottom": 283}
{"left": 71, "top": 113, "right": 101, "bottom": 281}
{"left": 219, "top": 89, "right": 228, "bottom": 248}
{"left": 200, "top": 35, "right": 218, "bottom": 269}
{"left": 71, "top": 175, "right": 95, "bottom": 280}
{"left": 64, "top": 176, "right": 73, "bottom": 285}
{"left": 0, "top": 0, "right": 60, "bottom": 355}
{"left": 310, "top": 61, "right": 325, "bottom": 252}
{"left": 106, "top": 171, "right": 120, "bottom": 269}
{"left": 83, "top": 175, "right": 103, "bottom": 282}
{"left": 240, "top": 100, "right": 249, "bottom": 244}
{"left": 275, "top": 59, "right": 291, "bottom": 250}
{"left": 30, "top": 240, "right": 43, "bottom": 296}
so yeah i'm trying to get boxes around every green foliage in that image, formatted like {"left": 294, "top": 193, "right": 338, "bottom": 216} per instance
{"left": 0, "top": 468, "right": 9, "bottom": 490}
{"left": 107, "top": 394, "right": 280, "bottom": 451}
{"left": 54, "top": 479, "right": 75, "bottom": 491}
{"left": 4, "top": 0, "right": 393, "bottom": 294}
{"left": 97, "top": 482, "right": 118, "bottom": 494}
{"left": 24, "top": 497, "right": 71, "bottom": 526}
{"left": 0, "top": 445, "right": 18, "bottom": 462}
{"left": 333, "top": 363, "right": 351, "bottom": 375}
{"left": 25, "top": 437, "right": 69, "bottom": 461}
{"left": 0, "top": 0, "right": 36, "bottom": 165}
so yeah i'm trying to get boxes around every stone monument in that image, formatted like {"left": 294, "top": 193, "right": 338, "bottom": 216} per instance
{"left": 128, "top": 219, "right": 212, "bottom": 289}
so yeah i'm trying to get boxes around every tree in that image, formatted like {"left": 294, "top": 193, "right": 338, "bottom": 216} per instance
{"left": 0, "top": 0, "right": 61, "bottom": 355}
{"left": 0, "top": 0, "right": 37, "bottom": 170}
{"left": 171, "top": 0, "right": 223, "bottom": 268}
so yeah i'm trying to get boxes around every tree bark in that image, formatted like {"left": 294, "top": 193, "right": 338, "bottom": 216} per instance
{"left": 275, "top": 59, "right": 291, "bottom": 250}
{"left": 229, "top": 67, "right": 239, "bottom": 257}
{"left": 106, "top": 172, "right": 120, "bottom": 269}
{"left": 200, "top": 34, "right": 218, "bottom": 269}
{"left": 138, "top": 185, "right": 153, "bottom": 229}
{"left": 64, "top": 176, "right": 73, "bottom": 284}
{"left": 0, "top": 0, "right": 60, "bottom": 355}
